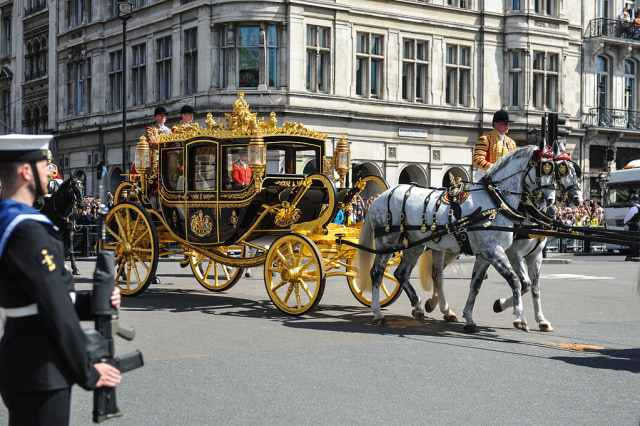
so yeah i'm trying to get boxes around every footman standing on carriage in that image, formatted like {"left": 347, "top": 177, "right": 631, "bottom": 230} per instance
{"left": 0, "top": 134, "right": 122, "bottom": 425}
{"left": 473, "top": 109, "right": 517, "bottom": 182}
{"left": 624, "top": 194, "right": 639, "bottom": 261}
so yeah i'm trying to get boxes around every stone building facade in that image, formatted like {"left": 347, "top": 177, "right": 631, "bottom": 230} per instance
{"left": 0, "top": 0, "right": 636, "bottom": 201}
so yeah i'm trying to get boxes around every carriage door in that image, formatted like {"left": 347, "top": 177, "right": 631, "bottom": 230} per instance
{"left": 160, "top": 147, "right": 187, "bottom": 239}
{"left": 185, "top": 142, "right": 220, "bottom": 245}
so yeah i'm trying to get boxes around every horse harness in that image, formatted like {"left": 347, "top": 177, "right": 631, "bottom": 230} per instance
{"left": 371, "top": 154, "right": 558, "bottom": 256}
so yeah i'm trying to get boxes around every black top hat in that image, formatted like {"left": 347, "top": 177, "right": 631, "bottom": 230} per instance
{"left": 492, "top": 109, "right": 513, "bottom": 124}
{"left": 0, "top": 134, "right": 51, "bottom": 162}
{"left": 154, "top": 106, "right": 167, "bottom": 116}
{"left": 181, "top": 105, "right": 195, "bottom": 114}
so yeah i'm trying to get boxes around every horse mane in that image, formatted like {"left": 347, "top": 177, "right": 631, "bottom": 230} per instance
{"left": 485, "top": 145, "right": 536, "bottom": 180}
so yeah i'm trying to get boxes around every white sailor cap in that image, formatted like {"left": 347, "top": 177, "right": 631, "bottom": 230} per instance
{"left": 0, "top": 134, "right": 52, "bottom": 162}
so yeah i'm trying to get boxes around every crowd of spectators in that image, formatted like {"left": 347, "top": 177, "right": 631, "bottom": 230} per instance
{"left": 75, "top": 193, "right": 114, "bottom": 225}
{"left": 550, "top": 200, "right": 604, "bottom": 227}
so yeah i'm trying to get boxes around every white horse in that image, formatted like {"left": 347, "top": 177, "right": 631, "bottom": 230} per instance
{"left": 356, "top": 146, "right": 549, "bottom": 326}
{"left": 420, "top": 147, "right": 584, "bottom": 333}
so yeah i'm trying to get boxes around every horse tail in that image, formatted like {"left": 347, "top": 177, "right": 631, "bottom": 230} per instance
{"left": 419, "top": 250, "right": 460, "bottom": 292}
{"left": 356, "top": 212, "right": 376, "bottom": 293}
{"left": 418, "top": 251, "right": 433, "bottom": 292}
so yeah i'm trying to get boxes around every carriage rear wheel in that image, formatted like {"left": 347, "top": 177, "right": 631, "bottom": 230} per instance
{"left": 346, "top": 252, "right": 403, "bottom": 307}
{"left": 264, "top": 234, "right": 326, "bottom": 315}
{"left": 103, "top": 202, "right": 159, "bottom": 296}
{"left": 190, "top": 247, "right": 245, "bottom": 291}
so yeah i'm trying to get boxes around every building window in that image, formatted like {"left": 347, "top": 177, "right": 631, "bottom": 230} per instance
{"left": 22, "top": 109, "right": 32, "bottom": 134}
{"left": 238, "top": 26, "right": 259, "bottom": 88}
{"left": 267, "top": 25, "right": 278, "bottom": 88}
{"left": 402, "top": 38, "right": 428, "bottom": 103}
{"left": 109, "top": 50, "right": 123, "bottom": 110}
{"left": 184, "top": 29, "right": 198, "bottom": 94}
{"left": 512, "top": 0, "right": 521, "bottom": 10}
{"left": 445, "top": 44, "right": 470, "bottom": 106}
{"left": 68, "top": 0, "right": 91, "bottom": 28}
{"left": 156, "top": 36, "right": 172, "bottom": 101}
{"left": 132, "top": 43, "right": 146, "bottom": 106}
{"left": 624, "top": 60, "right": 635, "bottom": 112}
{"left": 220, "top": 25, "right": 231, "bottom": 89}
{"left": 25, "top": 37, "right": 47, "bottom": 81}
{"left": 447, "top": 0, "right": 469, "bottom": 8}
{"left": 356, "top": 32, "right": 383, "bottom": 99}
{"left": 220, "top": 24, "right": 280, "bottom": 90}
{"left": 2, "top": 17, "right": 11, "bottom": 57}
{"left": 67, "top": 59, "right": 91, "bottom": 116}
{"left": 509, "top": 51, "right": 522, "bottom": 107}
{"left": 534, "top": 0, "right": 557, "bottom": 16}
{"left": 532, "top": 51, "right": 559, "bottom": 111}
{"left": 40, "top": 106, "right": 47, "bottom": 132}
{"left": 306, "top": 26, "right": 330, "bottom": 93}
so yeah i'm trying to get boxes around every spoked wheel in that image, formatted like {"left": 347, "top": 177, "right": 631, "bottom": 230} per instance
{"left": 346, "top": 252, "right": 403, "bottom": 307}
{"left": 264, "top": 234, "right": 326, "bottom": 315}
{"left": 103, "top": 202, "right": 159, "bottom": 296}
{"left": 190, "top": 246, "right": 246, "bottom": 291}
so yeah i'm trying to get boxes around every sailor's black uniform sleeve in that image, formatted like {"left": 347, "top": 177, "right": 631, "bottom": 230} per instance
{"left": 6, "top": 221, "right": 100, "bottom": 390}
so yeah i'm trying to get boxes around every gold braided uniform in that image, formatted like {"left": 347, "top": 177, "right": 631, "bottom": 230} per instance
{"left": 473, "top": 128, "right": 516, "bottom": 177}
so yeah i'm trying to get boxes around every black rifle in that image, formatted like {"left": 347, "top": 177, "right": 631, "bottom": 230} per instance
{"left": 88, "top": 163, "right": 144, "bottom": 423}
{"left": 89, "top": 251, "right": 144, "bottom": 423}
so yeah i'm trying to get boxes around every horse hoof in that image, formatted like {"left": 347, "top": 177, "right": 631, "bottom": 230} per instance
{"left": 539, "top": 323, "right": 555, "bottom": 332}
{"left": 493, "top": 298, "right": 506, "bottom": 313}
{"left": 373, "top": 317, "right": 388, "bottom": 326}
{"left": 72, "top": 269, "right": 81, "bottom": 276}
{"left": 425, "top": 298, "right": 437, "bottom": 313}
{"left": 463, "top": 324, "right": 479, "bottom": 333}
{"left": 412, "top": 309, "right": 425, "bottom": 322}
{"left": 151, "top": 277, "right": 161, "bottom": 284}
{"left": 444, "top": 313, "right": 458, "bottom": 322}
{"left": 513, "top": 321, "right": 530, "bottom": 332}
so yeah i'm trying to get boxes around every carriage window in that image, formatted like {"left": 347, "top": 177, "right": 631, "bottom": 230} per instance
{"left": 163, "top": 149, "right": 184, "bottom": 191}
{"left": 223, "top": 146, "right": 252, "bottom": 190}
{"left": 190, "top": 146, "right": 217, "bottom": 191}
{"left": 266, "top": 147, "right": 319, "bottom": 174}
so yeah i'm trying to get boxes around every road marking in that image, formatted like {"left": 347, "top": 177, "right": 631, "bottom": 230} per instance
{"left": 541, "top": 273, "right": 614, "bottom": 280}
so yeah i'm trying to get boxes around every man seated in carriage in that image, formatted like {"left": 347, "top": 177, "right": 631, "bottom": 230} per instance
{"left": 231, "top": 150, "right": 252, "bottom": 189}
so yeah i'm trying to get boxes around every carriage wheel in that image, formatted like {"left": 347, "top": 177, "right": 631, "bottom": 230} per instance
{"left": 346, "top": 252, "right": 403, "bottom": 307}
{"left": 264, "top": 234, "right": 326, "bottom": 315}
{"left": 190, "top": 247, "right": 245, "bottom": 292}
{"left": 103, "top": 202, "right": 159, "bottom": 296}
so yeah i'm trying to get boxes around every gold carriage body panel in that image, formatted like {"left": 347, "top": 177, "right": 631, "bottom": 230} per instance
{"left": 154, "top": 93, "right": 332, "bottom": 247}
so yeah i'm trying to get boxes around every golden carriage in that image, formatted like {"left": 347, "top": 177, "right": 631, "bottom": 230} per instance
{"left": 103, "top": 93, "right": 401, "bottom": 314}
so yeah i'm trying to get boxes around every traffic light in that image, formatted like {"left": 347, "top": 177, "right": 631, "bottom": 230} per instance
{"left": 547, "top": 113, "right": 569, "bottom": 144}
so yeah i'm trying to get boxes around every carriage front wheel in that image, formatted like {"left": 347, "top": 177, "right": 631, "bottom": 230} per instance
{"left": 264, "top": 234, "right": 326, "bottom": 315}
{"left": 103, "top": 201, "right": 159, "bottom": 296}
{"left": 346, "top": 252, "right": 403, "bottom": 307}
{"left": 190, "top": 246, "right": 245, "bottom": 291}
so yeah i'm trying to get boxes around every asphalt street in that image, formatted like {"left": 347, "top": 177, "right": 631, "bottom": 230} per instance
{"left": 1, "top": 253, "right": 639, "bottom": 425}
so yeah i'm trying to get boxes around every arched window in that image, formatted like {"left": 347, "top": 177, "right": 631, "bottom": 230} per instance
{"left": 40, "top": 106, "right": 48, "bottom": 132}
{"left": 32, "top": 107, "right": 39, "bottom": 134}
{"left": 23, "top": 109, "right": 32, "bottom": 133}
{"left": 38, "top": 37, "right": 47, "bottom": 77}
{"left": 25, "top": 41, "right": 33, "bottom": 80}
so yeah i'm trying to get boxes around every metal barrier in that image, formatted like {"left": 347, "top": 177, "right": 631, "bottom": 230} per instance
{"left": 544, "top": 226, "right": 607, "bottom": 254}
{"left": 72, "top": 225, "right": 101, "bottom": 257}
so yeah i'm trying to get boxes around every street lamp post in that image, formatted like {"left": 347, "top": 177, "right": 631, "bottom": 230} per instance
{"left": 117, "top": 1, "right": 133, "bottom": 178}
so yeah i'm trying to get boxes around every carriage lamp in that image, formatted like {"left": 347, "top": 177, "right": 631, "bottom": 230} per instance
{"left": 333, "top": 135, "right": 350, "bottom": 188}
{"left": 248, "top": 130, "right": 266, "bottom": 191}
{"left": 135, "top": 135, "right": 151, "bottom": 184}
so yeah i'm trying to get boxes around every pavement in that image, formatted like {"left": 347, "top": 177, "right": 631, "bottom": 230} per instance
{"left": 1, "top": 253, "right": 639, "bottom": 425}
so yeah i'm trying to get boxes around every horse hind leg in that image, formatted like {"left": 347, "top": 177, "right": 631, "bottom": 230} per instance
{"left": 430, "top": 250, "right": 458, "bottom": 322}
{"left": 370, "top": 253, "right": 393, "bottom": 325}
